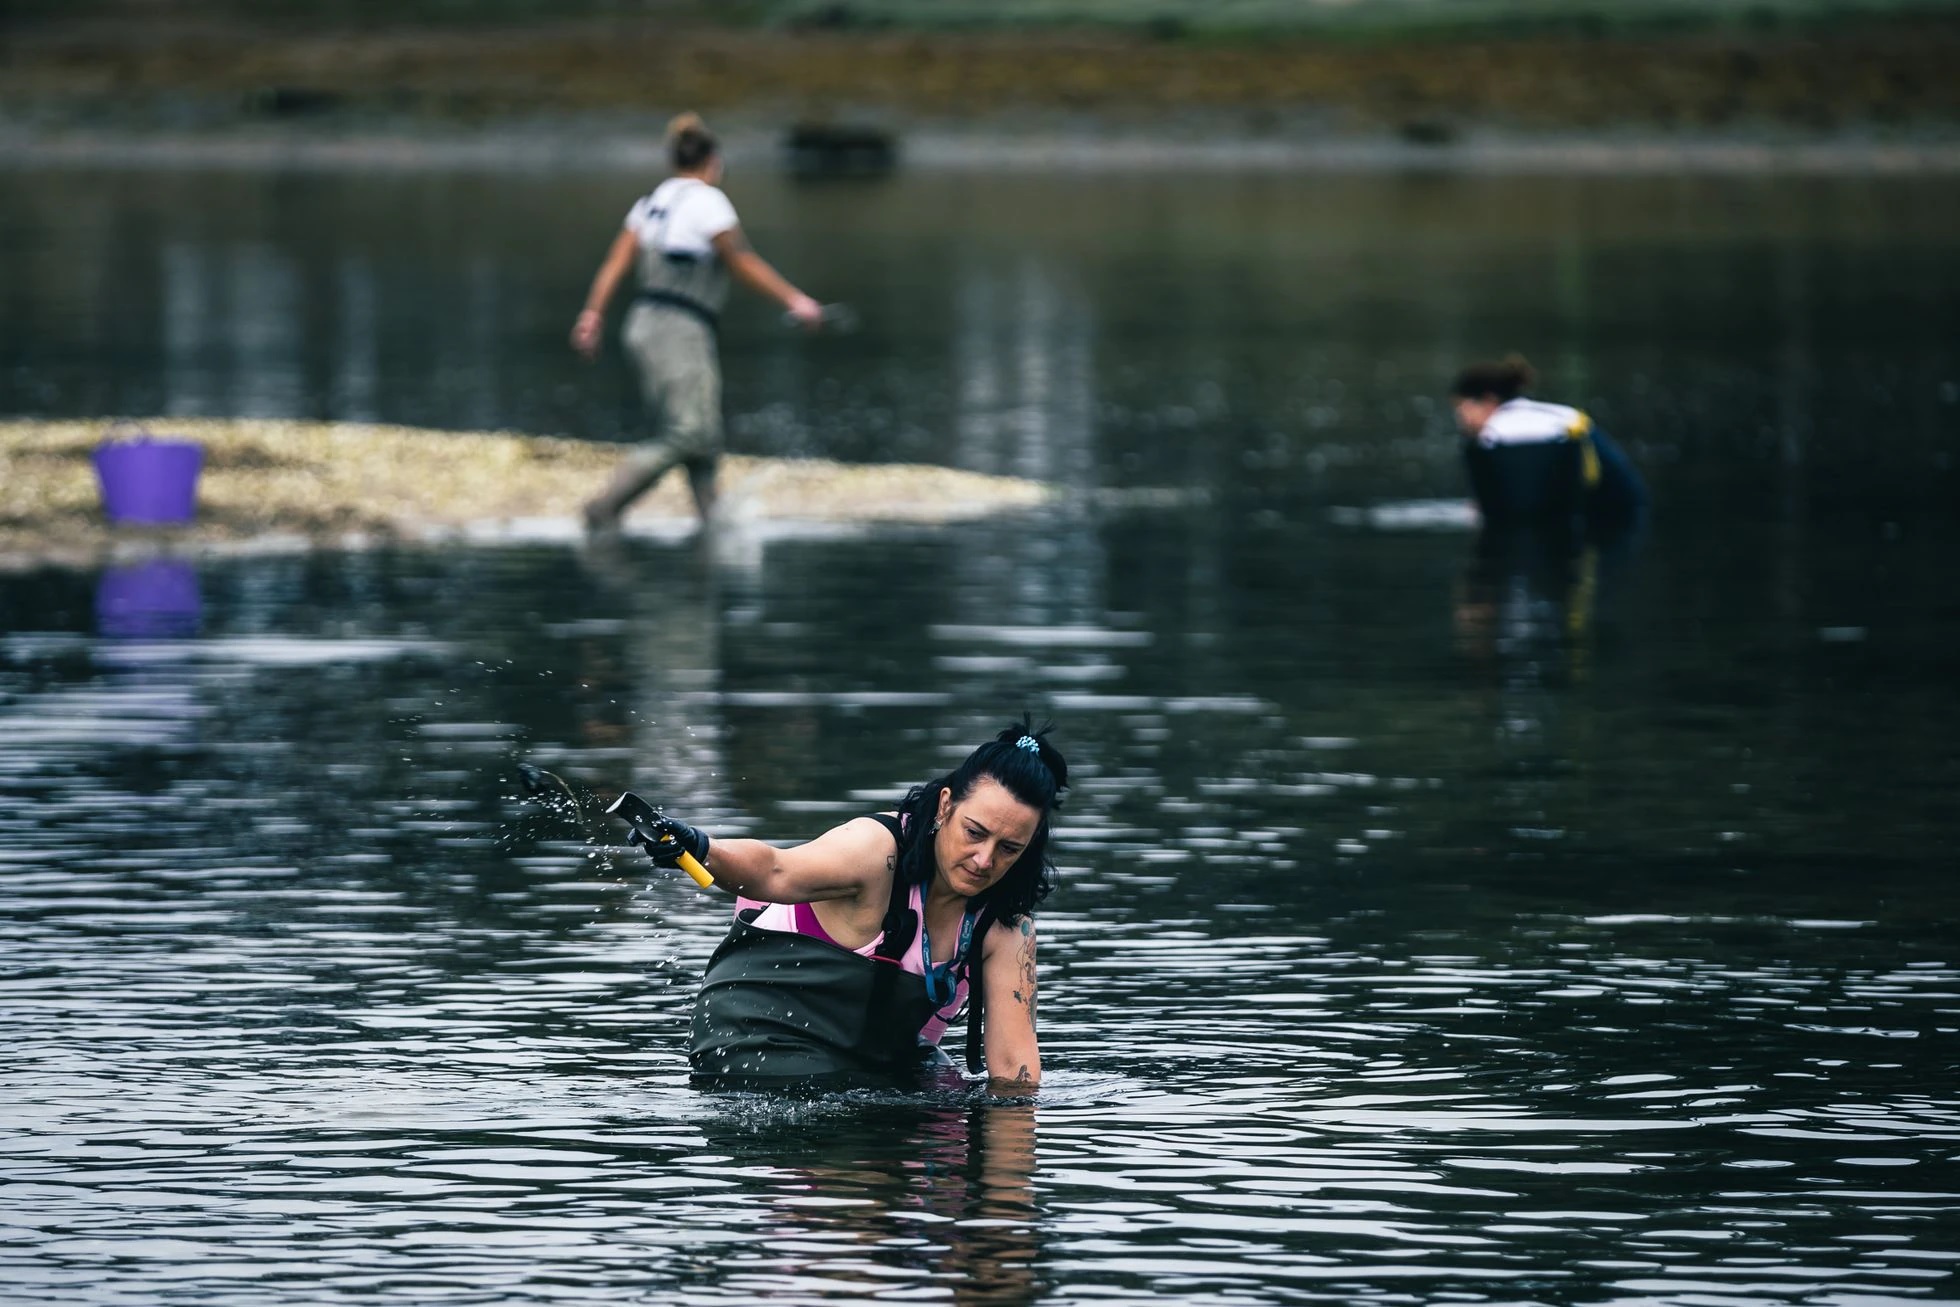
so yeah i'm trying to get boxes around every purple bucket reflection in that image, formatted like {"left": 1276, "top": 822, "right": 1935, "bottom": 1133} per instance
{"left": 93, "top": 438, "right": 203, "bottom": 525}
{"left": 96, "top": 559, "right": 203, "bottom": 639}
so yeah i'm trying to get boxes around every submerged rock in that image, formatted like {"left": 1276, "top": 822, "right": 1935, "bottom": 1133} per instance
{"left": 785, "top": 122, "right": 900, "bottom": 179}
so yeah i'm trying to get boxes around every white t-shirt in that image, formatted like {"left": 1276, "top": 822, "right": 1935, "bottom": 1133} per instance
{"left": 1478, "top": 397, "right": 1591, "bottom": 447}
{"left": 625, "top": 178, "right": 739, "bottom": 258}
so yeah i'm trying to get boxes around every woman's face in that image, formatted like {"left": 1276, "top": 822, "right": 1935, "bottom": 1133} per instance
{"left": 933, "top": 777, "right": 1041, "bottom": 899}
{"left": 1453, "top": 396, "right": 1500, "bottom": 437}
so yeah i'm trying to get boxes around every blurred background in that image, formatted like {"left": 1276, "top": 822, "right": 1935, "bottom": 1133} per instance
{"left": 9, "top": 0, "right": 1960, "bottom": 141}
{"left": 3, "top": 4, "right": 1958, "bottom": 1306}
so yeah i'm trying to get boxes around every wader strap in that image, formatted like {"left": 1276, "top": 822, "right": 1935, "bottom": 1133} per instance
{"left": 866, "top": 814, "right": 917, "bottom": 1043}
{"left": 866, "top": 813, "right": 914, "bottom": 957}
{"left": 635, "top": 288, "right": 720, "bottom": 333}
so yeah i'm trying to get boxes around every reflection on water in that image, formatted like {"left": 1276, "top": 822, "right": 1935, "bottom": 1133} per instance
{"left": 694, "top": 1099, "right": 1042, "bottom": 1305}
{"left": 2, "top": 162, "right": 1958, "bottom": 1303}
{"left": 95, "top": 558, "right": 203, "bottom": 640}
{"left": 7, "top": 167, "right": 1958, "bottom": 512}
{"left": 2, "top": 504, "right": 1956, "bottom": 1304}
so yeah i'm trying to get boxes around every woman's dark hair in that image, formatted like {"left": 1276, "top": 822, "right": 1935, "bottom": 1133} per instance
{"left": 666, "top": 112, "right": 718, "bottom": 172}
{"left": 893, "top": 719, "right": 1068, "bottom": 926}
{"left": 1451, "top": 354, "right": 1536, "bottom": 403}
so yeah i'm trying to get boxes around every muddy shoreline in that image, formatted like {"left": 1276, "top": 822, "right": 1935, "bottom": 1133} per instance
{"left": 0, "top": 419, "right": 1054, "bottom": 572}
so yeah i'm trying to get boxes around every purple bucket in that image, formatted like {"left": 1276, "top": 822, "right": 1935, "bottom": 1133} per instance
{"left": 94, "top": 436, "right": 204, "bottom": 525}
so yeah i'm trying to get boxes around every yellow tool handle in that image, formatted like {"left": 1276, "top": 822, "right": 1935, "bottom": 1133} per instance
{"left": 673, "top": 846, "right": 713, "bottom": 888}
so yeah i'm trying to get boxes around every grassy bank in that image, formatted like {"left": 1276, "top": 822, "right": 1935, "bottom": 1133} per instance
{"left": 15, "top": 0, "right": 1959, "bottom": 36}
{"left": 760, "top": 0, "right": 1960, "bottom": 38}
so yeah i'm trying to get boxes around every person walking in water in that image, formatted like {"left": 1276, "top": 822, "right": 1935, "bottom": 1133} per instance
{"left": 571, "top": 112, "right": 825, "bottom": 530}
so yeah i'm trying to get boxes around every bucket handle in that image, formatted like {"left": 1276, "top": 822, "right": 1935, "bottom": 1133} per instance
{"left": 100, "top": 419, "right": 157, "bottom": 447}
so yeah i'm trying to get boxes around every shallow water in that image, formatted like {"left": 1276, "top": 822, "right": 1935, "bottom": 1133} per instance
{"left": 3, "top": 163, "right": 1959, "bottom": 1305}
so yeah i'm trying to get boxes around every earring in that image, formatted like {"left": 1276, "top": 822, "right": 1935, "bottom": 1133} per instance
{"left": 930, "top": 821, "right": 941, "bottom": 834}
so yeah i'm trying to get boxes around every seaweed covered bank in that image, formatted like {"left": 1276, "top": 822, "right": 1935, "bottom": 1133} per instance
{"left": 0, "top": 419, "right": 1055, "bottom": 570}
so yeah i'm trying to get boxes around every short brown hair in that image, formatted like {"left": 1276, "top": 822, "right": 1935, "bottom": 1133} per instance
{"left": 1451, "top": 354, "right": 1536, "bottom": 402}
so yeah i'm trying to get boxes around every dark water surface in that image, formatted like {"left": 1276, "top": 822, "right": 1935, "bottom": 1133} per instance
{"left": 2, "top": 162, "right": 1957, "bottom": 1305}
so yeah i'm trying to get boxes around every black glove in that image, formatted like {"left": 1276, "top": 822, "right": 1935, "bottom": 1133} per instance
{"left": 606, "top": 791, "right": 709, "bottom": 869}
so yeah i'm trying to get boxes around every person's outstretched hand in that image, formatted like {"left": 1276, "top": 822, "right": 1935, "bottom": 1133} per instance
{"left": 571, "top": 309, "right": 605, "bottom": 359}
{"left": 623, "top": 808, "right": 710, "bottom": 870}
{"left": 784, "top": 293, "right": 825, "bottom": 330}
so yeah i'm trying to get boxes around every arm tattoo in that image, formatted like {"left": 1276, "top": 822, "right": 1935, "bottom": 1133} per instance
{"left": 1011, "top": 920, "right": 1037, "bottom": 1026}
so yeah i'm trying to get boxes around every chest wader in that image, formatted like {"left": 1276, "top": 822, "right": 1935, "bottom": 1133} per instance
{"left": 1463, "top": 437, "right": 1586, "bottom": 529}
{"left": 689, "top": 820, "right": 997, "bottom": 1089}
{"left": 1465, "top": 410, "right": 1646, "bottom": 550}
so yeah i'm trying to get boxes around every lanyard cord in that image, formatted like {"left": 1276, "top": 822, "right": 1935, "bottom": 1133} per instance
{"left": 919, "top": 905, "right": 977, "bottom": 1004}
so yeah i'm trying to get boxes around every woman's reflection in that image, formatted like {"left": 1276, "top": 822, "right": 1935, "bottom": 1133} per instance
{"left": 701, "top": 1101, "right": 1042, "bottom": 1307}
{"left": 571, "top": 535, "right": 737, "bottom": 829}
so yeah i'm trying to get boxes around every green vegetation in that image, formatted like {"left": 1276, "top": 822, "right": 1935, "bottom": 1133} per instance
{"left": 5, "top": 0, "right": 735, "bottom": 26}
{"left": 765, "top": 0, "right": 1960, "bottom": 38}
{"left": 16, "top": 0, "right": 1960, "bottom": 34}
{"left": 9, "top": 0, "right": 1956, "bottom": 131}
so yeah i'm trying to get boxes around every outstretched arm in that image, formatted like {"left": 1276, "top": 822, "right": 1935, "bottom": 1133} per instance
{"left": 571, "top": 228, "right": 638, "bottom": 358}
{"left": 981, "top": 916, "right": 1041, "bottom": 1094}
{"left": 704, "top": 815, "right": 891, "bottom": 908}
{"left": 711, "top": 227, "right": 823, "bottom": 326}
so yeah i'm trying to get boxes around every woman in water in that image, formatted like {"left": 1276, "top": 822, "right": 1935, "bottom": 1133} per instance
{"left": 1450, "top": 355, "right": 1645, "bottom": 538}
{"left": 620, "top": 723, "right": 1066, "bottom": 1093}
